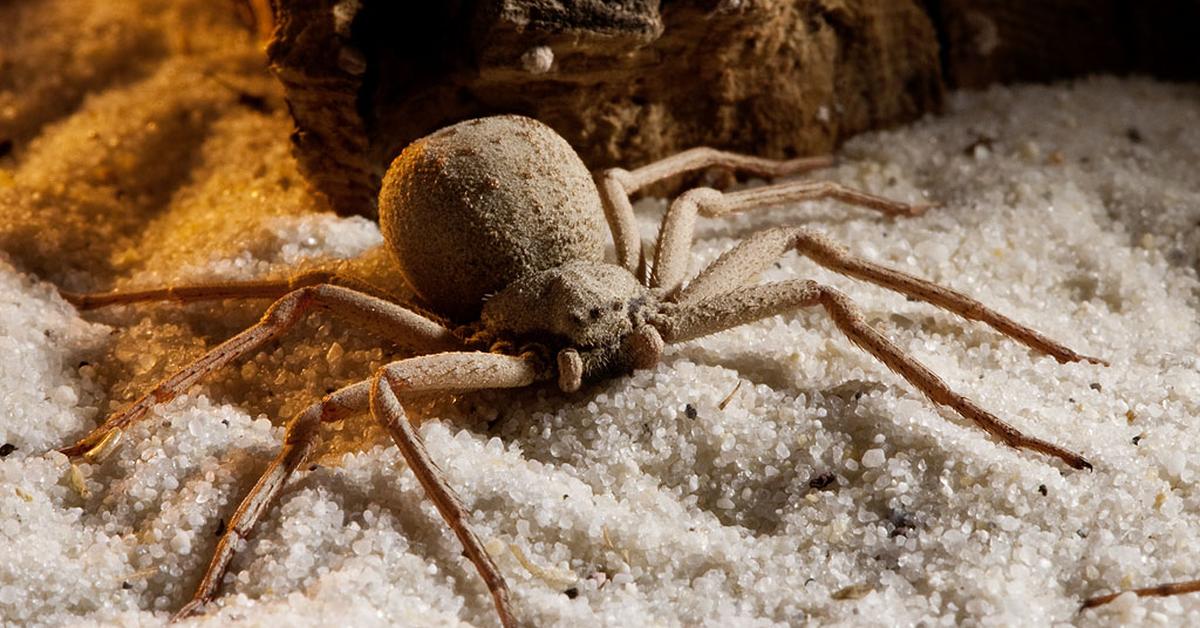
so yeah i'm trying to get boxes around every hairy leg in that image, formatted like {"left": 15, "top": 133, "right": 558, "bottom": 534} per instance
{"left": 371, "top": 352, "right": 541, "bottom": 628}
{"left": 174, "top": 380, "right": 371, "bottom": 619}
{"left": 60, "top": 284, "right": 461, "bottom": 458}
{"left": 654, "top": 280, "right": 1092, "bottom": 469}
{"left": 176, "top": 351, "right": 540, "bottom": 626}
{"left": 1082, "top": 579, "right": 1200, "bottom": 610}
{"left": 595, "top": 148, "right": 834, "bottom": 274}
{"left": 59, "top": 266, "right": 396, "bottom": 310}
{"left": 676, "top": 226, "right": 1104, "bottom": 365}
{"left": 650, "top": 181, "right": 932, "bottom": 294}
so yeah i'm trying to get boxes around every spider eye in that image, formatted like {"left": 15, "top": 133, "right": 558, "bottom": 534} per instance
{"left": 610, "top": 302, "right": 622, "bottom": 312}
{"left": 588, "top": 307, "right": 601, "bottom": 320}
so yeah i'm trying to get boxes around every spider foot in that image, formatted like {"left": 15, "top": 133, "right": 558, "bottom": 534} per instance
{"left": 1080, "top": 591, "right": 1122, "bottom": 610}
{"left": 904, "top": 200, "right": 940, "bottom": 216}
{"left": 58, "top": 428, "right": 124, "bottom": 461}
{"left": 1077, "top": 354, "right": 1109, "bottom": 367}
{"left": 1046, "top": 343, "right": 1109, "bottom": 367}
{"left": 1008, "top": 432, "right": 1092, "bottom": 471}
{"left": 171, "top": 597, "right": 207, "bottom": 623}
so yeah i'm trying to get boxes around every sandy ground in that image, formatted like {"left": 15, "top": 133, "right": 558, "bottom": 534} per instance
{"left": 3, "top": 2, "right": 1200, "bottom": 626}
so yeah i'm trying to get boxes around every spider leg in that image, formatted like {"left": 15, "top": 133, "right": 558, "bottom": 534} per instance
{"left": 595, "top": 148, "right": 835, "bottom": 275}
{"left": 1082, "top": 579, "right": 1200, "bottom": 610}
{"left": 370, "top": 352, "right": 541, "bottom": 628}
{"left": 676, "top": 226, "right": 1104, "bottom": 365}
{"left": 649, "top": 181, "right": 931, "bottom": 295}
{"left": 653, "top": 280, "right": 1091, "bottom": 469}
{"left": 176, "top": 352, "right": 539, "bottom": 627}
{"left": 59, "top": 265, "right": 395, "bottom": 310}
{"left": 59, "top": 284, "right": 461, "bottom": 458}
{"left": 174, "top": 379, "right": 371, "bottom": 620}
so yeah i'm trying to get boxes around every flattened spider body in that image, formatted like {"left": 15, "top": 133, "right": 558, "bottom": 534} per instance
{"left": 383, "top": 116, "right": 661, "bottom": 388}
{"left": 56, "top": 114, "right": 1109, "bottom": 627}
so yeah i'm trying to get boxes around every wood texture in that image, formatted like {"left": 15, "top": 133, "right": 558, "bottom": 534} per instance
{"left": 269, "top": 0, "right": 943, "bottom": 216}
{"left": 267, "top": 0, "right": 1200, "bottom": 217}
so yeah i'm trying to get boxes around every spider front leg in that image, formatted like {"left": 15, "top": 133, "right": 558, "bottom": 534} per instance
{"left": 595, "top": 148, "right": 836, "bottom": 274}
{"left": 175, "top": 380, "right": 371, "bottom": 619}
{"left": 177, "top": 353, "right": 539, "bottom": 628}
{"left": 59, "top": 284, "right": 460, "bottom": 458}
{"left": 655, "top": 280, "right": 1091, "bottom": 469}
{"left": 369, "top": 353, "right": 541, "bottom": 628}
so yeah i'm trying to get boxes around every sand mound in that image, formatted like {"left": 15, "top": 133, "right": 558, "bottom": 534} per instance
{"left": 2, "top": 1, "right": 1200, "bottom": 625}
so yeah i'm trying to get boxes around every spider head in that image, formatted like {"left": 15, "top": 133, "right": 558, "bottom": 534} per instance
{"left": 481, "top": 260, "right": 663, "bottom": 390}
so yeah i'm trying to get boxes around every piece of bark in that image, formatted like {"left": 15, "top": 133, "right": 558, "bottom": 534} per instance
{"left": 269, "top": 0, "right": 944, "bottom": 216}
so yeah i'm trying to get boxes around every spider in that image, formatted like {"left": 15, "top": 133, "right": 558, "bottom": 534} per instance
{"left": 57, "top": 115, "right": 1106, "bottom": 627}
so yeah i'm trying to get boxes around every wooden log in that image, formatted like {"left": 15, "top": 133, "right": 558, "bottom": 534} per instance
{"left": 268, "top": 0, "right": 944, "bottom": 216}
{"left": 267, "top": 0, "right": 1200, "bottom": 217}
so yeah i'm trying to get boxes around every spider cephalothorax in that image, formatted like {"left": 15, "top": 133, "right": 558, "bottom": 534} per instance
{"left": 56, "top": 114, "right": 1106, "bottom": 627}
{"left": 479, "top": 260, "right": 664, "bottom": 389}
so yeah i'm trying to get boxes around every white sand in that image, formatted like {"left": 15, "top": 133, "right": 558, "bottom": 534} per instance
{"left": 2, "top": 10, "right": 1200, "bottom": 626}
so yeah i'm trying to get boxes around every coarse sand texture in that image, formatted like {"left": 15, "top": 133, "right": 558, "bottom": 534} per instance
{"left": 3, "top": 3, "right": 1200, "bottom": 626}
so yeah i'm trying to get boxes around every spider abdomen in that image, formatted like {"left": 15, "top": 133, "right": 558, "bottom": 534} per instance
{"left": 379, "top": 115, "right": 607, "bottom": 321}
